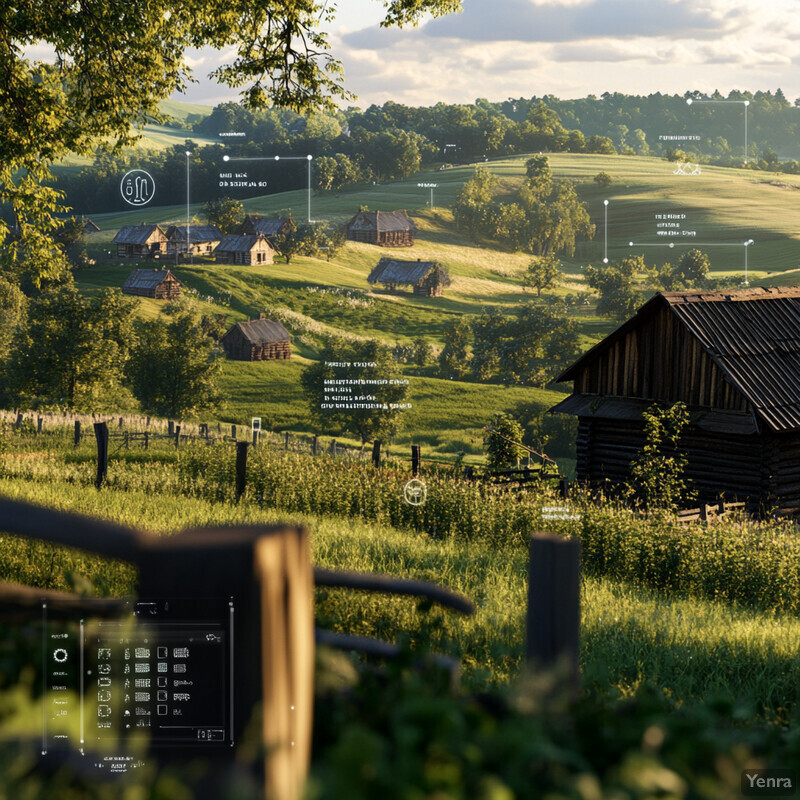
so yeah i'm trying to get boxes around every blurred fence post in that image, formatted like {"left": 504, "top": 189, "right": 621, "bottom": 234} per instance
{"left": 312, "top": 436, "right": 319, "bottom": 456}
{"left": 73, "top": 421, "right": 81, "bottom": 447}
{"left": 284, "top": 432, "right": 290, "bottom": 451}
{"left": 526, "top": 533, "right": 581, "bottom": 693}
{"left": 252, "top": 430, "right": 260, "bottom": 448}
{"left": 36, "top": 416, "right": 43, "bottom": 434}
{"left": 559, "top": 477, "right": 569, "bottom": 499}
{"left": 93, "top": 422, "right": 109, "bottom": 489}
{"left": 174, "top": 425, "right": 181, "bottom": 448}
{"left": 411, "top": 445, "right": 421, "bottom": 476}
{"left": 168, "top": 420, "right": 174, "bottom": 437}
{"left": 231, "top": 424, "right": 237, "bottom": 441}
{"left": 330, "top": 439, "right": 337, "bottom": 457}
{"left": 235, "top": 441, "right": 249, "bottom": 500}
{"left": 372, "top": 440, "right": 381, "bottom": 468}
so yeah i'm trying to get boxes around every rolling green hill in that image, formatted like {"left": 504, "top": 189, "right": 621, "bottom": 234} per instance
{"left": 73, "top": 150, "right": 800, "bottom": 462}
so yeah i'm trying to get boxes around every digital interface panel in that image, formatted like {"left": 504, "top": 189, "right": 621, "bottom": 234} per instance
{"left": 42, "top": 597, "right": 234, "bottom": 768}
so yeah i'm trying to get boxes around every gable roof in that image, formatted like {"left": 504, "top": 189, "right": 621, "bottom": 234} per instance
{"left": 557, "top": 286, "right": 800, "bottom": 432}
{"left": 122, "top": 268, "right": 180, "bottom": 291}
{"left": 113, "top": 224, "right": 166, "bottom": 245}
{"left": 347, "top": 210, "right": 417, "bottom": 233}
{"left": 368, "top": 258, "right": 439, "bottom": 285}
{"left": 224, "top": 318, "right": 291, "bottom": 344}
{"left": 82, "top": 218, "right": 100, "bottom": 232}
{"left": 244, "top": 216, "right": 292, "bottom": 236}
{"left": 166, "top": 225, "right": 222, "bottom": 243}
{"left": 216, "top": 233, "right": 274, "bottom": 253}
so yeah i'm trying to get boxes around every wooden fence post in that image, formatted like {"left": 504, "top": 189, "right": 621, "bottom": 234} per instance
{"left": 73, "top": 420, "right": 81, "bottom": 447}
{"left": 235, "top": 441, "right": 249, "bottom": 500}
{"left": 168, "top": 420, "right": 174, "bottom": 437}
{"left": 36, "top": 416, "right": 43, "bottom": 434}
{"left": 330, "top": 439, "right": 337, "bottom": 457}
{"left": 252, "top": 430, "right": 260, "bottom": 448}
{"left": 372, "top": 440, "right": 382, "bottom": 468}
{"left": 284, "top": 432, "right": 290, "bottom": 451}
{"left": 526, "top": 533, "right": 581, "bottom": 693}
{"left": 411, "top": 445, "right": 421, "bottom": 476}
{"left": 93, "top": 422, "right": 109, "bottom": 489}
{"left": 174, "top": 424, "right": 181, "bottom": 448}
{"left": 559, "top": 477, "right": 569, "bottom": 499}
{"left": 118, "top": 416, "right": 124, "bottom": 429}
{"left": 232, "top": 424, "right": 237, "bottom": 440}
{"left": 144, "top": 431, "right": 149, "bottom": 450}
{"left": 14, "top": 412, "right": 23, "bottom": 428}
{"left": 312, "top": 435, "right": 319, "bottom": 457}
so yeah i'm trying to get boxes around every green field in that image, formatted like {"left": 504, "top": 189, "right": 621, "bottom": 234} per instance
{"left": 69, "top": 149, "right": 800, "bottom": 468}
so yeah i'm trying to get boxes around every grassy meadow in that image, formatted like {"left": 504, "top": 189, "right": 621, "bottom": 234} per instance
{"left": 2, "top": 426, "right": 800, "bottom": 722}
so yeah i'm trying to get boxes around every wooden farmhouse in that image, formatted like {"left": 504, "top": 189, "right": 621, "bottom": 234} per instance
{"left": 221, "top": 315, "right": 291, "bottom": 361}
{"left": 165, "top": 225, "right": 222, "bottom": 257}
{"left": 241, "top": 214, "right": 294, "bottom": 240}
{"left": 215, "top": 233, "right": 276, "bottom": 265}
{"left": 113, "top": 223, "right": 168, "bottom": 259}
{"left": 551, "top": 286, "right": 800, "bottom": 515}
{"left": 122, "top": 268, "right": 182, "bottom": 300}
{"left": 345, "top": 209, "right": 416, "bottom": 247}
{"left": 367, "top": 258, "right": 450, "bottom": 297}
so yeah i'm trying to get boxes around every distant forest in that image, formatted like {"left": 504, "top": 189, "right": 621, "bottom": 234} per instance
{"left": 53, "top": 89, "right": 800, "bottom": 214}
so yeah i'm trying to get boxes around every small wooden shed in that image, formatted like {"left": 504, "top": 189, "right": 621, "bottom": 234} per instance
{"left": 82, "top": 218, "right": 100, "bottom": 234}
{"left": 551, "top": 286, "right": 800, "bottom": 515}
{"left": 345, "top": 210, "right": 416, "bottom": 247}
{"left": 165, "top": 225, "right": 222, "bottom": 256}
{"left": 215, "top": 233, "right": 276, "bottom": 265}
{"left": 367, "top": 258, "right": 450, "bottom": 297}
{"left": 113, "top": 223, "right": 168, "bottom": 258}
{"left": 221, "top": 315, "right": 291, "bottom": 361}
{"left": 122, "top": 268, "right": 182, "bottom": 299}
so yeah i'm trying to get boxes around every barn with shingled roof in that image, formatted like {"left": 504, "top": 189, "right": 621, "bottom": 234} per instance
{"left": 121, "top": 268, "right": 182, "bottom": 300}
{"left": 551, "top": 286, "right": 800, "bottom": 515}
{"left": 368, "top": 258, "right": 450, "bottom": 297}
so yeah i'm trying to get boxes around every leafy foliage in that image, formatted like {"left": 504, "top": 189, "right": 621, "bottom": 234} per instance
{"left": 126, "top": 312, "right": 222, "bottom": 419}
{"left": 484, "top": 412, "right": 525, "bottom": 469}
{"left": 630, "top": 402, "right": 693, "bottom": 510}
{"left": 585, "top": 256, "right": 644, "bottom": 321}
{"left": 5, "top": 287, "right": 136, "bottom": 410}
{"left": 522, "top": 254, "right": 561, "bottom": 296}
{"left": 202, "top": 196, "right": 245, "bottom": 234}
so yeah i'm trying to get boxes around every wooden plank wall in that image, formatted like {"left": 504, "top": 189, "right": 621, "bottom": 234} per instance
{"left": 576, "top": 307, "right": 748, "bottom": 411}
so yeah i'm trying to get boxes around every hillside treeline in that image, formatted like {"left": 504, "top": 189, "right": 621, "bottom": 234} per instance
{"left": 52, "top": 89, "right": 800, "bottom": 214}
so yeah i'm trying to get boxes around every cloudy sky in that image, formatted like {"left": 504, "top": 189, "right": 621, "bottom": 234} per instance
{"left": 172, "top": 0, "right": 800, "bottom": 108}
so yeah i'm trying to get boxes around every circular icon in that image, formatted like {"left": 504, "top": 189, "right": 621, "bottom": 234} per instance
{"left": 120, "top": 169, "right": 156, "bottom": 206}
{"left": 53, "top": 648, "right": 68, "bottom": 663}
{"left": 403, "top": 479, "right": 427, "bottom": 506}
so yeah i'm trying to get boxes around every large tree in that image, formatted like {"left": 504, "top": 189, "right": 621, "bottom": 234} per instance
{"left": 126, "top": 312, "right": 222, "bottom": 419}
{"left": 1, "top": 0, "right": 461, "bottom": 286}
{"left": 5, "top": 287, "right": 136, "bottom": 409}
{"left": 585, "top": 256, "right": 644, "bottom": 321}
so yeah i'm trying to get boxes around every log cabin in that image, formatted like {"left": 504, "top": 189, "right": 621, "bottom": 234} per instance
{"left": 550, "top": 287, "right": 800, "bottom": 515}
{"left": 214, "top": 233, "right": 276, "bottom": 265}
{"left": 113, "top": 223, "right": 168, "bottom": 258}
{"left": 165, "top": 225, "right": 222, "bottom": 257}
{"left": 367, "top": 258, "right": 450, "bottom": 297}
{"left": 221, "top": 315, "right": 291, "bottom": 361}
{"left": 345, "top": 210, "right": 416, "bottom": 247}
{"left": 121, "top": 268, "right": 182, "bottom": 299}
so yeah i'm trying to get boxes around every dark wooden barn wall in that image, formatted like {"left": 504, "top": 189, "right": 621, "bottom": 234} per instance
{"left": 577, "top": 417, "right": 768, "bottom": 510}
{"left": 221, "top": 328, "right": 290, "bottom": 361}
{"left": 576, "top": 306, "right": 748, "bottom": 411}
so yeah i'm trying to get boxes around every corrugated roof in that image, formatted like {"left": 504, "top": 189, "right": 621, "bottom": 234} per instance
{"left": 122, "top": 268, "right": 180, "bottom": 290}
{"left": 113, "top": 224, "right": 166, "bottom": 245}
{"left": 368, "top": 258, "right": 438, "bottom": 285}
{"left": 216, "top": 234, "right": 273, "bottom": 252}
{"left": 225, "top": 318, "right": 291, "bottom": 344}
{"left": 557, "top": 286, "right": 800, "bottom": 433}
{"left": 246, "top": 217, "right": 292, "bottom": 236}
{"left": 167, "top": 225, "right": 222, "bottom": 243}
{"left": 347, "top": 210, "right": 416, "bottom": 233}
